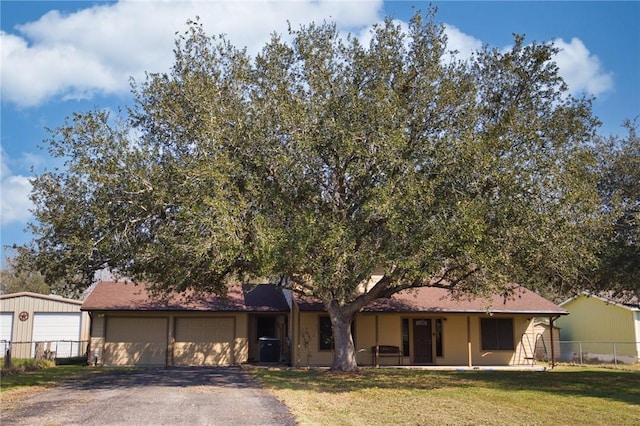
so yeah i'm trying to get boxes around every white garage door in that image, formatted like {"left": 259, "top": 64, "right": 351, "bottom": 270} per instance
{"left": 104, "top": 317, "right": 168, "bottom": 366}
{"left": 173, "top": 317, "right": 235, "bottom": 366}
{"left": 1, "top": 313, "right": 13, "bottom": 355}
{"left": 32, "top": 313, "right": 82, "bottom": 358}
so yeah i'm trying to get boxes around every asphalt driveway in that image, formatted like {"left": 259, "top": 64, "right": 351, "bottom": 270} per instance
{"left": 1, "top": 367, "right": 296, "bottom": 426}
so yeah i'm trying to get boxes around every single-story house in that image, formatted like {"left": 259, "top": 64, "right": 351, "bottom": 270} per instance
{"left": 557, "top": 293, "right": 640, "bottom": 364}
{"left": 83, "top": 281, "right": 567, "bottom": 368}
{"left": 0, "top": 292, "right": 91, "bottom": 359}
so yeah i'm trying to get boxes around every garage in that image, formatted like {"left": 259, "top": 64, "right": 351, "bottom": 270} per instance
{"left": 173, "top": 317, "right": 235, "bottom": 366}
{"left": 82, "top": 281, "right": 291, "bottom": 366}
{"left": 1, "top": 312, "right": 13, "bottom": 355}
{"left": 103, "top": 317, "right": 168, "bottom": 366}
{"left": 32, "top": 313, "right": 81, "bottom": 358}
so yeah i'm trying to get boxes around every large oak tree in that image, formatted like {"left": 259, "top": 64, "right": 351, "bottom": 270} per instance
{"left": 21, "top": 11, "right": 605, "bottom": 370}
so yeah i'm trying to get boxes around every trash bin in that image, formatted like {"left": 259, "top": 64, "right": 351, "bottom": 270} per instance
{"left": 259, "top": 337, "right": 280, "bottom": 363}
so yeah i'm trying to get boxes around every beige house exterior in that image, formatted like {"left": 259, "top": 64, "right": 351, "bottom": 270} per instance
{"left": 557, "top": 293, "right": 640, "bottom": 364}
{"left": 0, "top": 292, "right": 90, "bottom": 359}
{"left": 290, "top": 286, "right": 567, "bottom": 368}
{"left": 83, "top": 281, "right": 566, "bottom": 368}
{"left": 82, "top": 282, "right": 289, "bottom": 366}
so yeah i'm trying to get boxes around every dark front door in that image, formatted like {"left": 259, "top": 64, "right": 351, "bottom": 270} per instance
{"left": 413, "top": 319, "right": 433, "bottom": 364}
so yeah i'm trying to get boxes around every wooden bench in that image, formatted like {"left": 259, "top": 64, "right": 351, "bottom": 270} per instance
{"left": 371, "top": 345, "right": 403, "bottom": 367}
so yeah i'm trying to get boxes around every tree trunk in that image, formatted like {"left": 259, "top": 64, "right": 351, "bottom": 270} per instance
{"left": 327, "top": 303, "right": 359, "bottom": 372}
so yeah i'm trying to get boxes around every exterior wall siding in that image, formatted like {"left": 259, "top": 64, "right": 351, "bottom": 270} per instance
{"left": 557, "top": 295, "right": 638, "bottom": 359}
{"left": 532, "top": 322, "right": 561, "bottom": 362}
{"left": 635, "top": 312, "right": 640, "bottom": 358}
{"left": 354, "top": 315, "right": 376, "bottom": 366}
{"left": 296, "top": 312, "right": 334, "bottom": 366}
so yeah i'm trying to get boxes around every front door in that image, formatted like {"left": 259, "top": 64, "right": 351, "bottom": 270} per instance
{"left": 413, "top": 319, "right": 433, "bottom": 364}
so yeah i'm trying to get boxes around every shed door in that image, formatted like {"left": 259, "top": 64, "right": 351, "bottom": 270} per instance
{"left": 173, "top": 317, "right": 235, "bottom": 366}
{"left": 104, "top": 317, "right": 167, "bottom": 366}
{"left": 1, "top": 313, "right": 13, "bottom": 355}
{"left": 32, "top": 313, "right": 81, "bottom": 357}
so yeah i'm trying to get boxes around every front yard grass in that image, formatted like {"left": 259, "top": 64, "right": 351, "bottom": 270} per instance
{"left": 1, "top": 362, "right": 104, "bottom": 391}
{"left": 253, "top": 366, "right": 640, "bottom": 425}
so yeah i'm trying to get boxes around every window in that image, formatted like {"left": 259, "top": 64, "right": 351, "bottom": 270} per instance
{"left": 318, "top": 316, "right": 355, "bottom": 351}
{"left": 435, "top": 318, "right": 443, "bottom": 357}
{"left": 319, "top": 316, "right": 333, "bottom": 350}
{"left": 481, "top": 318, "right": 514, "bottom": 350}
{"left": 401, "top": 319, "right": 410, "bottom": 356}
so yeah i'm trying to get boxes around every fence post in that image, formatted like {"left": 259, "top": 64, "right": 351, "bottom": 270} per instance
{"left": 579, "top": 342, "right": 583, "bottom": 365}
{"left": 613, "top": 342, "right": 618, "bottom": 368}
{"left": 4, "top": 346, "right": 11, "bottom": 368}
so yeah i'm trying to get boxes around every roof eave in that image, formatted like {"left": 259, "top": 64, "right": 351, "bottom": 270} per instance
{"left": 1, "top": 292, "right": 83, "bottom": 305}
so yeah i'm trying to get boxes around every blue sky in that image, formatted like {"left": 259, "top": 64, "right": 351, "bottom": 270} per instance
{"left": 1, "top": 1, "right": 639, "bottom": 266}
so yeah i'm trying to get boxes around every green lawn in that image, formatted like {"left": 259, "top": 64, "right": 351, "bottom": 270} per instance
{"left": 2, "top": 363, "right": 638, "bottom": 425}
{"left": 253, "top": 367, "right": 640, "bottom": 425}
{"left": 1, "top": 364, "right": 104, "bottom": 390}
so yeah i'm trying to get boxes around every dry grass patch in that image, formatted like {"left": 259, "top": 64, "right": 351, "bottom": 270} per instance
{"left": 253, "top": 367, "right": 640, "bottom": 425}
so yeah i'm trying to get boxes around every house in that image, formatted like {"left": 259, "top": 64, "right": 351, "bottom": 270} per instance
{"left": 557, "top": 293, "right": 640, "bottom": 364}
{"left": 0, "top": 292, "right": 91, "bottom": 359}
{"left": 83, "top": 280, "right": 567, "bottom": 368}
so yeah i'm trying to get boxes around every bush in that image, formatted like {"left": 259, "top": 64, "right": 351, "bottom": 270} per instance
{"left": 55, "top": 356, "right": 88, "bottom": 366}
{"left": 0, "top": 358, "right": 56, "bottom": 376}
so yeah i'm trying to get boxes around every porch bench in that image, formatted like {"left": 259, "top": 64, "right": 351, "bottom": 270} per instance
{"left": 371, "top": 345, "right": 403, "bottom": 367}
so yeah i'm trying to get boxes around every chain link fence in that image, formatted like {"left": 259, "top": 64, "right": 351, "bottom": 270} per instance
{"left": 1, "top": 339, "right": 89, "bottom": 362}
{"left": 558, "top": 341, "right": 640, "bottom": 367}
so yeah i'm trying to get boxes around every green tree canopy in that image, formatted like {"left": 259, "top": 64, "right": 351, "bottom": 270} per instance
{"left": 21, "top": 11, "right": 606, "bottom": 370}
{"left": 593, "top": 120, "right": 640, "bottom": 298}
{"left": 1, "top": 257, "right": 51, "bottom": 295}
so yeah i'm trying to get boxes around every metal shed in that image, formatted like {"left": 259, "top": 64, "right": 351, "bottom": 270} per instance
{"left": 0, "top": 292, "right": 90, "bottom": 359}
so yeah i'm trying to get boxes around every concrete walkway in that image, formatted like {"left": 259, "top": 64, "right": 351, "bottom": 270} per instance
{"left": 1, "top": 367, "right": 296, "bottom": 426}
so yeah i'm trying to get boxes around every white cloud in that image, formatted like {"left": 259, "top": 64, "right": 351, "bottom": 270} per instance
{"left": 552, "top": 37, "right": 613, "bottom": 97}
{"left": 1, "top": 2, "right": 613, "bottom": 108}
{"left": 0, "top": 150, "right": 33, "bottom": 226}
{"left": 443, "top": 24, "right": 483, "bottom": 61}
{"left": 1, "top": 0, "right": 382, "bottom": 108}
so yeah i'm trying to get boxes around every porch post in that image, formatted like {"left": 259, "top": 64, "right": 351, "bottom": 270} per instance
{"left": 374, "top": 315, "right": 379, "bottom": 346}
{"left": 374, "top": 315, "right": 379, "bottom": 367}
{"left": 467, "top": 316, "right": 472, "bottom": 368}
{"left": 549, "top": 316, "right": 556, "bottom": 369}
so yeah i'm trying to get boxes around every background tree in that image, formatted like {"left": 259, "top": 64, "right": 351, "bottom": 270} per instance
{"left": 593, "top": 120, "right": 640, "bottom": 298}
{"left": 20, "top": 11, "right": 605, "bottom": 371}
{"left": 1, "top": 256, "right": 51, "bottom": 295}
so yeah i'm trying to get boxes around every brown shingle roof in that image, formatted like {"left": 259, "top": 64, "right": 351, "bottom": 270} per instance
{"left": 81, "top": 281, "right": 289, "bottom": 312}
{"left": 295, "top": 285, "right": 567, "bottom": 315}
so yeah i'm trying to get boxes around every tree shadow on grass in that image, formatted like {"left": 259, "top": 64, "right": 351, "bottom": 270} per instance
{"left": 253, "top": 367, "right": 640, "bottom": 407}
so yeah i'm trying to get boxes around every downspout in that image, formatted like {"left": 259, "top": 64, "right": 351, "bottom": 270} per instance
{"left": 87, "top": 311, "right": 96, "bottom": 366}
